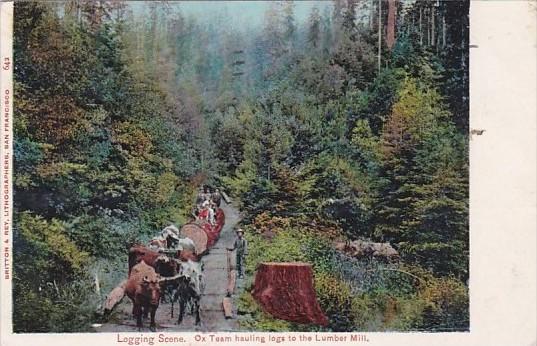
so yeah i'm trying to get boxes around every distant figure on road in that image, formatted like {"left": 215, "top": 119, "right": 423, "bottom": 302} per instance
{"left": 228, "top": 228, "right": 248, "bottom": 279}
{"left": 195, "top": 186, "right": 205, "bottom": 206}
{"left": 202, "top": 186, "right": 212, "bottom": 203}
{"left": 211, "top": 188, "right": 222, "bottom": 207}
{"left": 200, "top": 200, "right": 216, "bottom": 225}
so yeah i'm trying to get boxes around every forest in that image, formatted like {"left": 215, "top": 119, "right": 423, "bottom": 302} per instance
{"left": 13, "top": 0, "right": 469, "bottom": 332}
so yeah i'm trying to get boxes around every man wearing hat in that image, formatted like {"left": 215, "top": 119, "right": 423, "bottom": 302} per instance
{"left": 228, "top": 228, "right": 248, "bottom": 279}
{"left": 195, "top": 186, "right": 205, "bottom": 206}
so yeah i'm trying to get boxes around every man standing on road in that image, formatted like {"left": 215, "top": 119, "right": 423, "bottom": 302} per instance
{"left": 228, "top": 228, "right": 248, "bottom": 279}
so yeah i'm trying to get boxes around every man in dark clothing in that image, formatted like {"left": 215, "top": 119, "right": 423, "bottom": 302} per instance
{"left": 195, "top": 186, "right": 205, "bottom": 206}
{"left": 228, "top": 228, "right": 248, "bottom": 279}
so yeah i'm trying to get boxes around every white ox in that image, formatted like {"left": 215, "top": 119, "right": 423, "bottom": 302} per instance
{"left": 161, "top": 259, "right": 204, "bottom": 325}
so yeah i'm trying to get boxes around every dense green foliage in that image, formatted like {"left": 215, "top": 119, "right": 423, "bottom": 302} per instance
{"left": 211, "top": 0, "right": 469, "bottom": 331}
{"left": 237, "top": 217, "right": 468, "bottom": 332}
{"left": 212, "top": 0, "right": 469, "bottom": 282}
{"left": 13, "top": 0, "right": 469, "bottom": 332}
{"left": 13, "top": 2, "right": 198, "bottom": 332}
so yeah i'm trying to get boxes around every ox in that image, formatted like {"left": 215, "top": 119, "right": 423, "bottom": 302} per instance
{"left": 165, "top": 260, "right": 204, "bottom": 325}
{"left": 176, "top": 260, "right": 204, "bottom": 325}
{"left": 128, "top": 245, "right": 163, "bottom": 274}
{"left": 125, "top": 260, "right": 162, "bottom": 331}
{"left": 149, "top": 226, "right": 180, "bottom": 250}
{"left": 154, "top": 256, "right": 182, "bottom": 304}
{"left": 128, "top": 245, "right": 180, "bottom": 276}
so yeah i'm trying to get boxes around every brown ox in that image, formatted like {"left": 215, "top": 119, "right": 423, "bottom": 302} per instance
{"left": 128, "top": 245, "right": 183, "bottom": 303}
{"left": 125, "top": 260, "right": 162, "bottom": 331}
{"left": 128, "top": 245, "right": 167, "bottom": 274}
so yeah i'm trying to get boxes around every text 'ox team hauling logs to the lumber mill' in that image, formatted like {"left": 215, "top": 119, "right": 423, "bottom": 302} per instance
{"left": 115, "top": 333, "right": 370, "bottom": 345}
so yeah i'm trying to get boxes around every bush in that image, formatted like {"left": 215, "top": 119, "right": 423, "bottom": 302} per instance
{"left": 418, "top": 276, "right": 469, "bottom": 331}
{"left": 242, "top": 221, "right": 469, "bottom": 332}
{"left": 244, "top": 229, "right": 307, "bottom": 276}
{"left": 16, "top": 212, "right": 90, "bottom": 276}
{"left": 237, "top": 292, "right": 294, "bottom": 331}
{"left": 314, "top": 271, "right": 357, "bottom": 331}
{"left": 14, "top": 277, "right": 99, "bottom": 333}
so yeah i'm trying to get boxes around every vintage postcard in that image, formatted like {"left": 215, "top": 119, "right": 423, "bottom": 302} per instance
{"left": 0, "top": 1, "right": 535, "bottom": 346}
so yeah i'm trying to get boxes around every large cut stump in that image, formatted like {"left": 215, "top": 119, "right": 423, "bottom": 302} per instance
{"left": 180, "top": 223, "right": 208, "bottom": 255}
{"left": 251, "top": 262, "right": 328, "bottom": 326}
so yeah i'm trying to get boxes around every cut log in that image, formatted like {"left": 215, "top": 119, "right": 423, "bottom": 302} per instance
{"left": 202, "top": 221, "right": 219, "bottom": 248}
{"left": 227, "top": 270, "right": 237, "bottom": 296}
{"left": 222, "top": 297, "right": 233, "bottom": 319}
{"left": 251, "top": 262, "right": 328, "bottom": 326}
{"left": 215, "top": 208, "right": 225, "bottom": 229}
{"left": 180, "top": 223, "right": 208, "bottom": 255}
{"left": 220, "top": 189, "right": 232, "bottom": 204}
{"left": 103, "top": 280, "right": 127, "bottom": 312}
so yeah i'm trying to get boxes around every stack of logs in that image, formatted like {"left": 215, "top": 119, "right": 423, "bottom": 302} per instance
{"left": 222, "top": 249, "right": 236, "bottom": 319}
{"left": 334, "top": 239, "right": 399, "bottom": 262}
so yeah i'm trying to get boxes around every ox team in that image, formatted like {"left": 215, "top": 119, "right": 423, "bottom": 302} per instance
{"left": 125, "top": 186, "right": 223, "bottom": 331}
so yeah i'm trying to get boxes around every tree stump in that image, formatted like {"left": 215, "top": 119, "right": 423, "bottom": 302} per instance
{"left": 251, "top": 262, "right": 328, "bottom": 326}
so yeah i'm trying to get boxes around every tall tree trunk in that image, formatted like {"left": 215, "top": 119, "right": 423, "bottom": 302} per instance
{"left": 442, "top": 14, "right": 447, "bottom": 47}
{"left": 419, "top": 6, "right": 423, "bottom": 46}
{"left": 137, "top": 22, "right": 143, "bottom": 58}
{"left": 369, "top": 0, "right": 375, "bottom": 30}
{"left": 410, "top": 10, "right": 415, "bottom": 38}
{"left": 431, "top": 6, "right": 435, "bottom": 47}
{"left": 426, "top": 6, "right": 431, "bottom": 46}
{"left": 386, "top": 0, "right": 397, "bottom": 50}
{"left": 378, "top": 0, "right": 382, "bottom": 73}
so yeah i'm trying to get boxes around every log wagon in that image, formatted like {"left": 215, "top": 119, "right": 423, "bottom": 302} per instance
{"left": 180, "top": 208, "right": 225, "bottom": 257}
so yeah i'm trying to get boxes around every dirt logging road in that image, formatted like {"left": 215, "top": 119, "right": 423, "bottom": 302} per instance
{"left": 95, "top": 201, "right": 242, "bottom": 332}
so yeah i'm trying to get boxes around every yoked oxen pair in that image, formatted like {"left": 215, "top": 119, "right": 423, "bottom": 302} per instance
{"left": 128, "top": 245, "right": 170, "bottom": 274}
{"left": 126, "top": 245, "right": 178, "bottom": 331}
{"left": 128, "top": 245, "right": 181, "bottom": 303}
{"left": 127, "top": 245, "right": 204, "bottom": 329}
